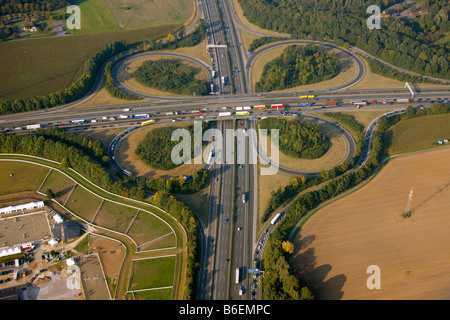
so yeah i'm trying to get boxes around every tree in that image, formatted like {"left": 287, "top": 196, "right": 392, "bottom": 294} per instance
{"left": 46, "top": 188, "right": 54, "bottom": 200}
{"left": 60, "top": 157, "right": 69, "bottom": 169}
{"left": 166, "top": 33, "right": 173, "bottom": 42}
{"left": 377, "top": 115, "right": 388, "bottom": 132}
{"left": 282, "top": 241, "right": 294, "bottom": 254}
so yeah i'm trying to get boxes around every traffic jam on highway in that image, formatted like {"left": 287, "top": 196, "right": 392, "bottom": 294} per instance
{"left": 4, "top": 95, "right": 446, "bottom": 133}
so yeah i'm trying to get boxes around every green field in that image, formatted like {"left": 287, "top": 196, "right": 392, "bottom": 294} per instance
{"left": 0, "top": 24, "right": 179, "bottom": 101}
{"left": 384, "top": 113, "right": 450, "bottom": 155}
{"left": 106, "top": 0, "right": 194, "bottom": 29}
{"left": 68, "top": 0, "right": 119, "bottom": 34}
{"left": 65, "top": 185, "right": 103, "bottom": 222}
{"left": 93, "top": 200, "right": 138, "bottom": 233}
{"left": 38, "top": 169, "right": 77, "bottom": 204}
{"left": 0, "top": 162, "right": 48, "bottom": 195}
{"left": 132, "top": 287, "right": 173, "bottom": 300}
{"left": 129, "top": 255, "right": 176, "bottom": 291}
{"left": 127, "top": 210, "right": 176, "bottom": 250}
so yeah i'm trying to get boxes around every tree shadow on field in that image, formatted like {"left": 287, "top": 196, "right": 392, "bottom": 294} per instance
{"left": 291, "top": 234, "right": 347, "bottom": 300}
{"left": 381, "top": 130, "right": 393, "bottom": 155}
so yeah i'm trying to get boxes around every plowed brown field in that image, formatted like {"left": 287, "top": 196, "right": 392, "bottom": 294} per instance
{"left": 291, "top": 147, "right": 450, "bottom": 300}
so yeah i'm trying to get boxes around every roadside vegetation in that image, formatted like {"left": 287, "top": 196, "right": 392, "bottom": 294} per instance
{"left": 133, "top": 59, "right": 209, "bottom": 96}
{"left": 135, "top": 123, "right": 199, "bottom": 171}
{"left": 258, "top": 117, "right": 330, "bottom": 159}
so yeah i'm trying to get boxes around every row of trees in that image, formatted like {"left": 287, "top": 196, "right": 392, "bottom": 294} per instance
{"left": 248, "top": 36, "right": 290, "bottom": 52}
{"left": 366, "top": 56, "right": 441, "bottom": 84}
{"left": 0, "top": 41, "right": 128, "bottom": 115}
{"left": 148, "top": 19, "right": 206, "bottom": 51}
{"left": 124, "top": 167, "right": 211, "bottom": 195}
{"left": 239, "top": 0, "right": 450, "bottom": 80}
{"left": 255, "top": 44, "right": 340, "bottom": 92}
{"left": 133, "top": 59, "right": 210, "bottom": 97}
{"left": 35, "top": 127, "right": 107, "bottom": 163}
{"left": 0, "top": 0, "right": 67, "bottom": 15}
{"left": 262, "top": 157, "right": 355, "bottom": 223}
{"left": 259, "top": 117, "right": 329, "bottom": 159}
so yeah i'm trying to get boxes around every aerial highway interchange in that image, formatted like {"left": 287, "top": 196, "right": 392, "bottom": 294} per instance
{"left": 0, "top": 0, "right": 449, "bottom": 302}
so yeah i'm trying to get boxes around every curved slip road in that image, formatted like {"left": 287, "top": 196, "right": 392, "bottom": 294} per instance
{"left": 246, "top": 40, "right": 365, "bottom": 94}
{"left": 256, "top": 114, "right": 356, "bottom": 176}
{"left": 112, "top": 51, "right": 213, "bottom": 101}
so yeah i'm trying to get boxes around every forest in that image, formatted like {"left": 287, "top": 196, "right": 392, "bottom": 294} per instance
{"left": 259, "top": 117, "right": 329, "bottom": 159}
{"left": 239, "top": 0, "right": 450, "bottom": 79}
{"left": 133, "top": 59, "right": 210, "bottom": 96}
{"left": 255, "top": 44, "right": 340, "bottom": 92}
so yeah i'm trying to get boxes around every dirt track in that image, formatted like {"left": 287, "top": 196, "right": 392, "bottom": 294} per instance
{"left": 291, "top": 147, "right": 450, "bottom": 300}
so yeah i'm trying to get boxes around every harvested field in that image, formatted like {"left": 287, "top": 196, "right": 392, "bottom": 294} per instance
{"left": 291, "top": 147, "right": 450, "bottom": 300}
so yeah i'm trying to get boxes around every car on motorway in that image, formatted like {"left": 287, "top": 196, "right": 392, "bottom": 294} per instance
{"left": 225, "top": 218, "right": 229, "bottom": 223}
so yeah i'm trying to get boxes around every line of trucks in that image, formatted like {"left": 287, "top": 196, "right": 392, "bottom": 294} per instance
{"left": 6, "top": 97, "right": 419, "bottom": 132}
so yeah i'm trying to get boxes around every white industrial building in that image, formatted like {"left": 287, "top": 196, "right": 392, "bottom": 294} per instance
{"left": 0, "top": 201, "right": 45, "bottom": 215}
